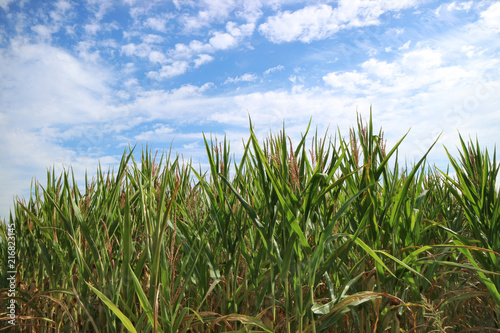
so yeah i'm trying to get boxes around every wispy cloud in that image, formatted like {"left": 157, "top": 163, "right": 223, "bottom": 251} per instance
{"left": 148, "top": 61, "right": 189, "bottom": 79}
{"left": 258, "top": 1, "right": 420, "bottom": 43}
{"left": 0, "top": 0, "right": 15, "bottom": 10}
{"left": 225, "top": 73, "right": 257, "bottom": 84}
{"left": 134, "top": 124, "right": 175, "bottom": 141}
{"left": 480, "top": 2, "right": 500, "bottom": 31}
{"left": 193, "top": 54, "right": 214, "bottom": 67}
{"left": 178, "top": 0, "right": 240, "bottom": 31}
{"left": 258, "top": 4, "right": 339, "bottom": 43}
{"left": 145, "top": 17, "right": 168, "bottom": 33}
{"left": 264, "top": 64, "right": 284, "bottom": 75}
{"left": 145, "top": 21, "right": 254, "bottom": 79}
{"left": 1, "top": 40, "right": 116, "bottom": 127}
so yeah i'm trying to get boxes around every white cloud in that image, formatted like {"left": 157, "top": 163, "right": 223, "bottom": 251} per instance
{"left": 117, "top": 90, "right": 130, "bottom": 99}
{"left": 145, "top": 17, "right": 168, "bottom": 32}
{"left": 259, "top": 4, "right": 339, "bottom": 43}
{"left": 168, "top": 23, "right": 249, "bottom": 62}
{"left": 75, "top": 41, "right": 101, "bottom": 62}
{"left": 170, "top": 42, "right": 196, "bottom": 59}
{"left": 125, "top": 84, "right": 355, "bottom": 140}
{"left": 142, "top": 34, "right": 164, "bottom": 44}
{"left": 480, "top": 2, "right": 500, "bottom": 31}
{"left": 361, "top": 59, "right": 400, "bottom": 79}
{"left": 148, "top": 61, "right": 189, "bottom": 80}
{"left": 226, "top": 21, "right": 255, "bottom": 37}
{"left": 1, "top": 40, "right": 115, "bottom": 127}
{"left": 447, "top": 1, "right": 473, "bottom": 11}
{"left": 165, "top": 21, "right": 254, "bottom": 75}
{"left": 148, "top": 50, "right": 167, "bottom": 64}
{"left": 84, "top": 23, "right": 101, "bottom": 35}
{"left": 0, "top": 0, "right": 15, "bottom": 10}
{"left": 209, "top": 31, "right": 238, "bottom": 50}
{"left": 121, "top": 36, "right": 164, "bottom": 60}
{"left": 170, "top": 40, "right": 212, "bottom": 59}
{"left": 187, "top": 39, "right": 213, "bottom": 54}
{"left": 398, "top": 40, "right": 411, "bottom": 50}
{"left": 50, "top": 0, "right": 73, "bottom": 23}
{"left": 179, "top": 0, "right": 237, "bottom": 31}
{"left": 323, "top": 71, "right": 371, "bottom": 92}
{"left": 225, "top": 73, "right": 257, "bottom": 84}
{"left": 83, "top": 20, "right": 119, "bottom": 36}
{"left": 324, "top": 46, "right": 474, "bottom": 98}
{"left": 26, "top": 0, "right": 74, "bottom": 40}
{"left": 122, "top": 42, "right": 151, "bottom": 57}
{"left": 85, "top": 0, "right": 113, "bottom": 21}
{"left": 264, "top": 64, "right": 284, "bottom": 75}
{"left": 193, "top": 54, "right": 214, "bottom": 67}
{"left": 141, "top": 20, "right": 252, "bottom": 80}
{"left": 134, "top": 124, "right": 174, "bottom": 141}
{"left": 127, "top": 83, "right": 219, "bottom": 120}
{"left": 173, "top": 0, "right": 264, "bottom": 30}
{"left": 259, "top": 1, "right": 420, "bottom": 43}
{"left": 124, "top": 78, "right": 139, "bottom": 87}
{"left": 461, "top": 44, "right": 475, "bottom": 58}
{"left": 235, "top": 0, "right": 263, "bottom": 23}
{"left": 32, "top": 25, "right": 54, "bottom": 40}
{"left": 401, "top": 48, "right": 442, "bottom": 71}
{"left": 183, "top": 142, "right": 199, "bottom": 149}
{"left": 435, "top": 1, "right": 474, "bottom": 23}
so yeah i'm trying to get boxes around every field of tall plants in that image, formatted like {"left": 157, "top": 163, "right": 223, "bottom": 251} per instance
{"left": 1, "top": 114, "right": 499, "bottom": 332}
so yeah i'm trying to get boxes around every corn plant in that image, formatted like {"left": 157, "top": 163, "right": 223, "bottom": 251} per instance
{"left": 1, "top": 114, "right": 499, "bottom": 332}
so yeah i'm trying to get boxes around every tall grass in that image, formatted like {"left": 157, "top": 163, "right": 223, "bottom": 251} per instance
{"left": 1, "top": 114, "right": 499, "bottom": 332}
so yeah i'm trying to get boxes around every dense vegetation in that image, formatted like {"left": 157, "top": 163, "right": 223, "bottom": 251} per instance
{"left": 1, "top": 114, "right": 499, "bottom": 332}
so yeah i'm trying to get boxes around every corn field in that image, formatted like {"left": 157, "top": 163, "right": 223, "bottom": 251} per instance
{"left": 1, "top": 114, "right": 499, "bottom": 332}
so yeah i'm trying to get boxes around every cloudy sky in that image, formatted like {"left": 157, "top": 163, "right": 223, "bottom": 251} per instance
{"left": 1, "top": 0, "right": 499, "bottom": 219}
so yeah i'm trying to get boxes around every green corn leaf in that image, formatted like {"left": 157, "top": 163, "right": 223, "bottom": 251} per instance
{"left": 128, "top": 266, "right": 160, "bottom": 332}
{"left": 86, "top": 282, "right": 138, "bottom": 333}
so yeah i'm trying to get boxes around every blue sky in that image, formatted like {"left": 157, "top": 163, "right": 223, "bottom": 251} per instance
{"left": 1, "top": 0, "right": 499, "bottom": 219}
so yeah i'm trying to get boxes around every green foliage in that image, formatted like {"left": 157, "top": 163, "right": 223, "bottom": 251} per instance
{"left": 1, "top": 113, "right": 499, "bottom": 332}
